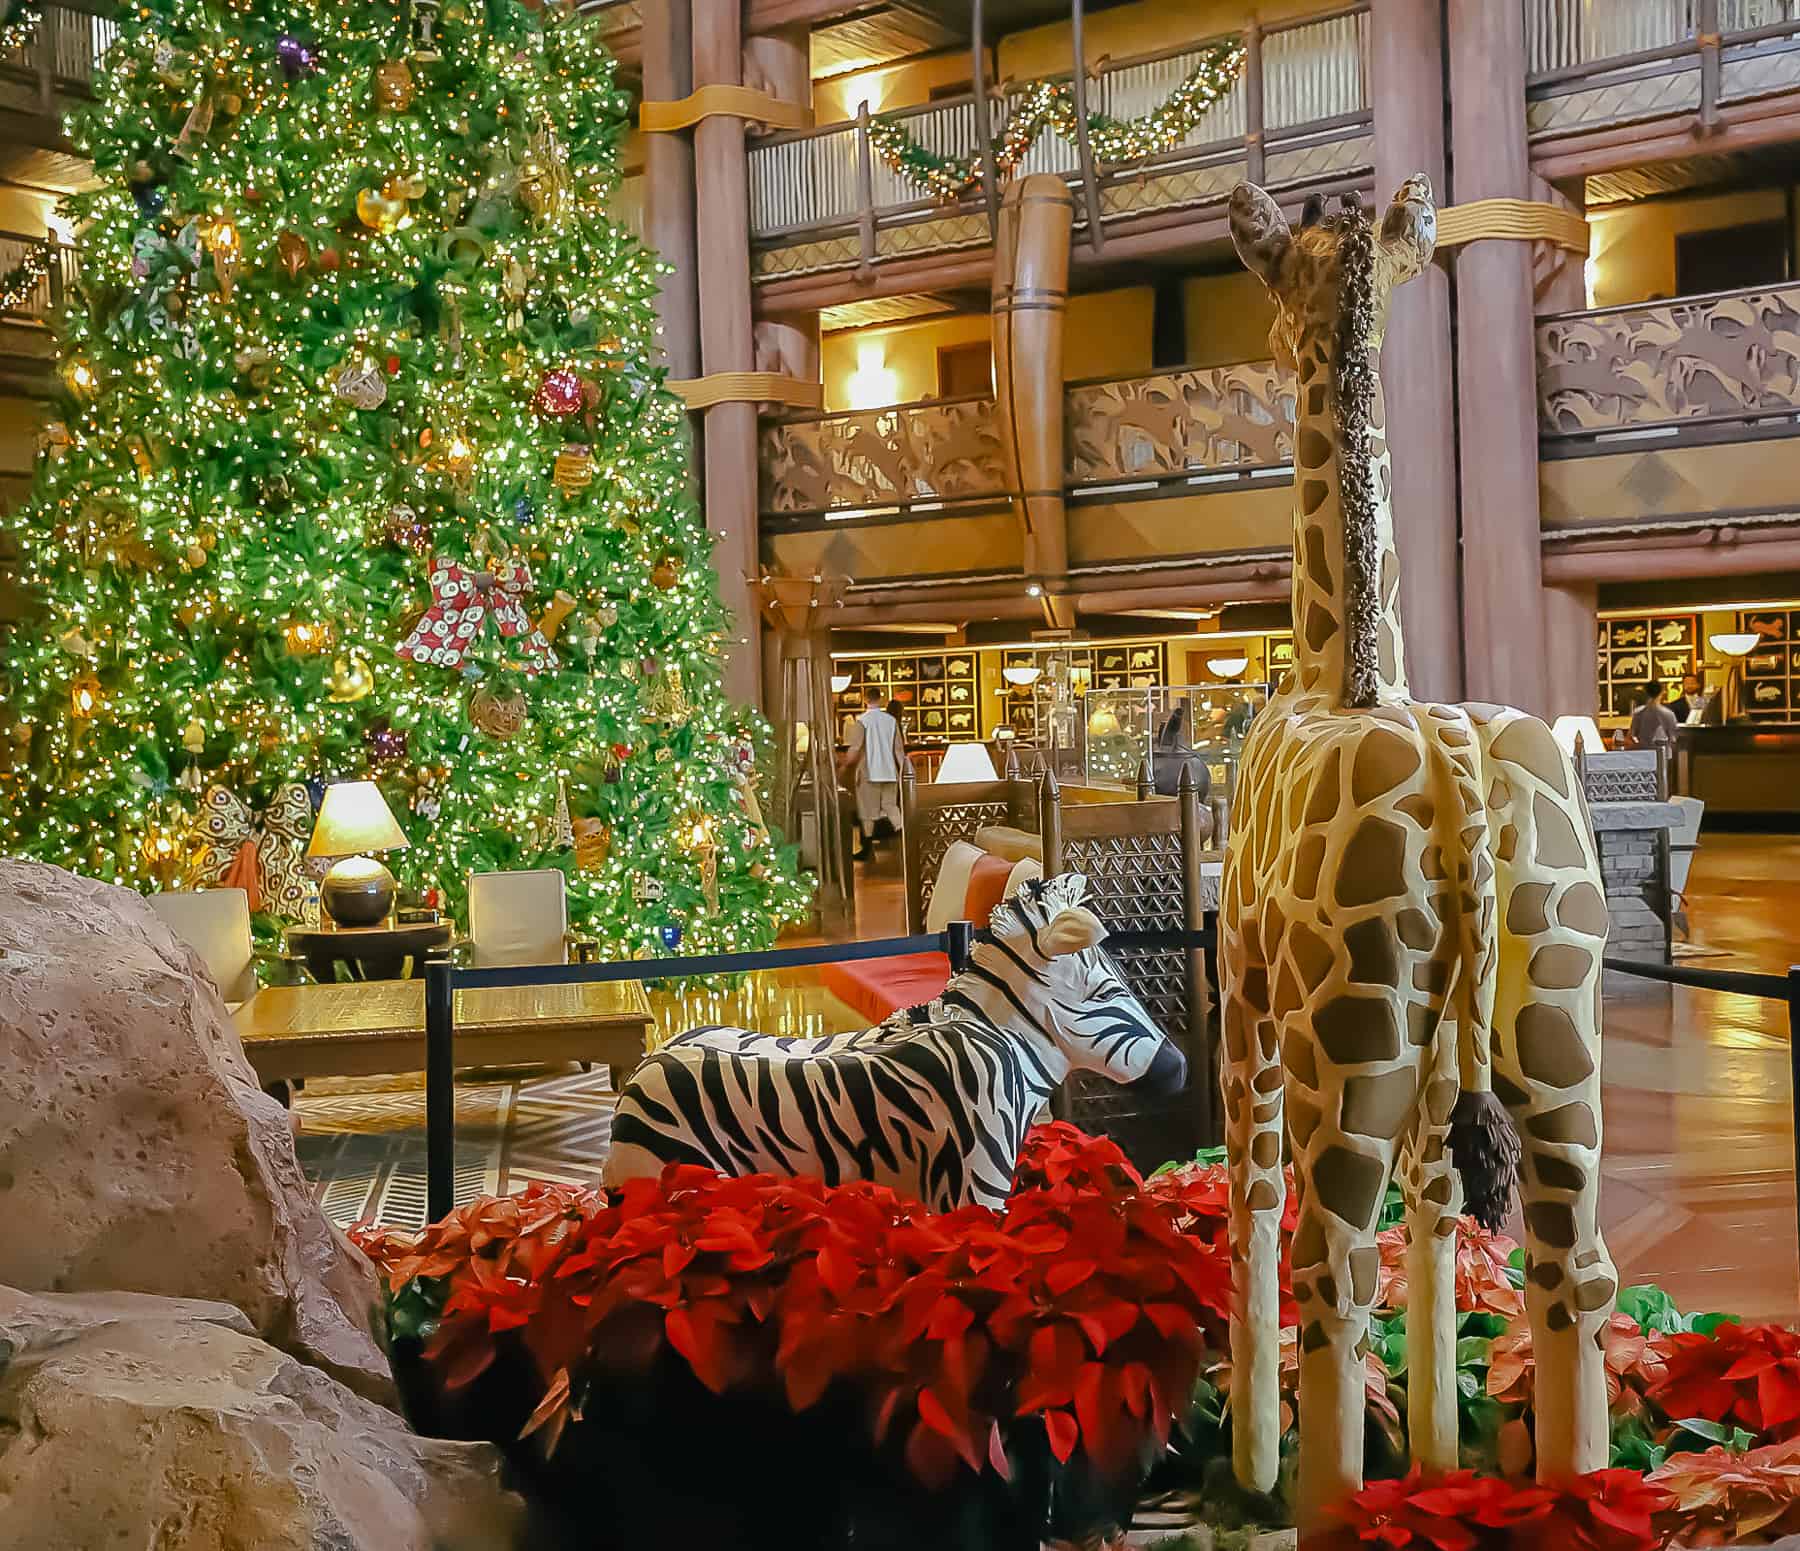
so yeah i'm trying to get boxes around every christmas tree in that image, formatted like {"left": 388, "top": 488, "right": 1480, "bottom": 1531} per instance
{"left": 0, "top": 0, "right": 809, "bottom": 954}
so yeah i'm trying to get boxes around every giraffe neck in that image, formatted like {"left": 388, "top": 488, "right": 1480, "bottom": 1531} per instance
{"left": 1286, "top": 228, "right": 1409, "bottom": 709}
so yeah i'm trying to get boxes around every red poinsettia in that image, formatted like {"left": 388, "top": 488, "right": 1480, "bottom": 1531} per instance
{"left": 1653, "top": 1322, "right": 1800, "bottom": 1442}
{"left": 1306, "top": 1466, "right": 1671, "bottom": 1551}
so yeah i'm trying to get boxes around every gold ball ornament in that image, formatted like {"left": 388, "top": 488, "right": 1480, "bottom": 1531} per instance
{"left": 652, "top": 555, "right": 682, "bottom": 591}
{"left": 69, "top": 671, "right": 102, "bottom": 720}
{"left": 469, "top": 683, "right": 528, "bottom": 741}
{"left": 328, "top": 652, "right": 374, "bottom": 703}
{"left": 552, "top": 443, "right": 593, "bottom": 494}
{"left": 283, "top": 620, "right": 328, "bottom": 656}
{"left": 184, "top": 542, "right": 208, "bottom": 569}
{"left": 572, "top": 816, "right": 612, "bottom": 871}
{"left": 373, "top": 58, "right": 416, "bottom": 112}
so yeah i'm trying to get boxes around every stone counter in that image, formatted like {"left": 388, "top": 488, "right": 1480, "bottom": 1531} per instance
{"left": 1587, "top": 798, "right": 1682, "bottom": 962}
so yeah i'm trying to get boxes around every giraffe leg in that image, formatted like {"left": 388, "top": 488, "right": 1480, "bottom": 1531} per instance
{"left": 1399, "top": 1031, "right": 1462, "bottom": 1474}
{"left": 1223, "top": 908, "right": 1284, "bottom": 1494}
{"left": 1495, "top": 968, "right": 1614, "bottom": 1478}
{"left": 1285, "top": 1012, "right": 1405, "bottom": 1532}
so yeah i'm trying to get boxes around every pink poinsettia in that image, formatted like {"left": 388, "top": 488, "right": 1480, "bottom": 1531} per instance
{"left": 1376, "top": 1218, "right": 1524, "bottom": 1320}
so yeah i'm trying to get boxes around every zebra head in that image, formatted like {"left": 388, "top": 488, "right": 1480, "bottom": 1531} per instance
{"left": 977, "top": 872, "right": 1188, "bottom": 1097}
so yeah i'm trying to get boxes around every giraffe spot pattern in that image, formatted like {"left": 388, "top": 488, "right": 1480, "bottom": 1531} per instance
{"left": 1379, "top": 624, "right": 1400, "bottom": 683}
{"left": 1396, "top": 792, "right": 1434, "bottom": 827}
{"left": 1527, "top": 1103, "right": 1598, "bottom": 1149}
{"left": 1313, "top": 1144, "right": 1388, "bottom": 1228}
{"left": 1506, "top": 883, "right": 1552, "bottom": 935}
{"left": 1299, "top": 427, "right": 1332, "bottom": 468}
{"left": 1533, "top": 1153, "right": 1586, "bottom": 1193}
{"left": 1490, "top": 716, "right": 1570, "bottom": 799}
{"left": 1247, "top": 1178, "right": 1281, "bottom": 1211}
{"left": 1424, "top": 1077, "right": 1456, "bottom": 1126}
{"left": 1407, "top": 1002, "right": 1438, "bottom": 1046}
{"left": 1529, "top": 944, "right": 1594, "bottom": 991}
{"left": 1395, "top": 907, "right": 1436, "bottom": 951}
{"left": 1304, "top": 522, "right": 1333, "bottom": 589}
{"left": 1251, "top": 1130, "right": 1282, "bottom": 1168}
{"left": 1314, "top": 994, "right": 1401, "bottom": 1065}
{"left": 1286, "top": 1030, "right": 1318, "bottom": 1087}
{"left": 1293, "top": 1214, "right": 1326, "bottom": 1268}
{"left": 1576, "top": 1275, "right": 1617, "bottom": 1312}
{"left": 1292, "top": 833, "right": 1327, "bottom": 900}
{"left": 1497, "top": 824, "right": 1518, "bottom": 861}
{"left": 1341, "top": 1069, "right": 1418, "bottom": 1139}
{"left": 1348, "top": 1246, "right": 1378, "bottom": 1306}
{"left": 1532, "top": 793, "right": 1588, "bottom": 870}
{"left": 1526, "top": 1200, "right": 1577, "bottom": 1248}
{"left": 1290, "top": 1094, "right": 1322, "bottom": 1148}
{"left": 1530, "top": 1261, "right": 1564, "bottom": 1290}
{"left": 1305, "top": 601, "right": 1339, "bottom": 651}
{"left": 1547, "top": 1303, "right": 1574, "bottom": 1331}
{"left": 1335, "top": 817, "right": 1409, "bottom": 908}
{"left": 1423, "top": 1175, "right": 1454, "bottom": 1206}
{"left": 1306, "top": 748, "right": 1344, "bottom": 826}
{"left": 1557, "top": 881, "right": 1608, "bottom": 937}
{"left": 1351, "top": 729, "right": 1421, "bottom": 806}
{"left": 1516, "top": 1004, "right": 1595, "bottom": 1089}
{"left": 1344, "top": 917, "right": 1399, "bottom": 987}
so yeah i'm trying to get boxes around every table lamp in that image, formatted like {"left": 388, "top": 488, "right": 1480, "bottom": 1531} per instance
{"left": 307, "top": 780, "right": 409, "bottom": 927}
{"left": 936, "top": 742, "right": 998, "bottom": 784}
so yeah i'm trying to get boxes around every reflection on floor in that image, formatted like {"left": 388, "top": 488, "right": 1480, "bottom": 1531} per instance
{"left": 298, "top": 833, "right": 1800, "bottom": 1326}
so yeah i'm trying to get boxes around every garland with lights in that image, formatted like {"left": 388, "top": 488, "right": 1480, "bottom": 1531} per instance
{"left": 1, "top": 0, "right": 811, "bottom": 958}
{"left": 0, "top": 240, "right": 50, "bottom": 314}
{"left": 866, "top": 36, "right": 1247, "bottom": 202}
{"left": 0, "top": 3, "right": 42, "bottom": 56}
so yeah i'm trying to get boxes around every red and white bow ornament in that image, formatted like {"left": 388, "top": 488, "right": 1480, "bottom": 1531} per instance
{"left": 399, "top": 555, "right": 558, "bottom": 674}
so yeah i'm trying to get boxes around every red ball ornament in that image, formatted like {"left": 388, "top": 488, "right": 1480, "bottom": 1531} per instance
{"left": 385, "top": 354, "right": 401, "bottom": 376}
{"left": 534, "top": 367, "right": 583, "bottom": 418}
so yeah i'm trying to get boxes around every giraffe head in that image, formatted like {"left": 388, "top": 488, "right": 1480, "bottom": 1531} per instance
{"left": 1228, "top": 176, "right": 1437, "bottom": 370}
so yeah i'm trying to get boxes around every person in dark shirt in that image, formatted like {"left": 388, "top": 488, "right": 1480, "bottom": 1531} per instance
{"left": 1669, "top": 671, "right": 1703, "bottom": 724}
{"left": 1629, "top": 681, "right": 1678, "bottom": 748}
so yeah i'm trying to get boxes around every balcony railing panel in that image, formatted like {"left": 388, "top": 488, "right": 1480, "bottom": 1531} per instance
{"left": 0, "top": 232, "right": 75, "bottom": 320}
{"left": 759, "top": 397, "right": 1008, "bottom": 516}
{"left": 1524, "top": 0, "right": 1693, "bottom": 75}
{"left": 746, "top": 8, "right": 1370, "bottom": 250}
{"left": 1537, "top": 282, "right": 1800, "bottom": 437}
{"left": 0, "top": 3, "right": 116, "bottom": 95}
{"left": 1066, "top": 362, "right": 1295, "bottom": 486}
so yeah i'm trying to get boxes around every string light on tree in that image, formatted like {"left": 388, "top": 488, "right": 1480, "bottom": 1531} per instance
{"left": 2, "top": 0, "right": 809, "bottom": 956}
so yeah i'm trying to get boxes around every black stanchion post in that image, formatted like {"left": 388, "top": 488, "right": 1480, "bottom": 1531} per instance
{"left": 946, "top": 920, "right": 974, "bottom": 975}
{"left": 425, "top": 958, "right": 455, "bottom": 1224}
{"left": 1790, "top": 965, "right": 1800, "bottom": 1276}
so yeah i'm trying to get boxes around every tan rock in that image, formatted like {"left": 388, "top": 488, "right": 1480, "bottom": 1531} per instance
{"left": 0, "top": 1287, "right": 531, "bottom": 1551}
{"left": 0, "top": 860, "right": 392, "bottom": 1403}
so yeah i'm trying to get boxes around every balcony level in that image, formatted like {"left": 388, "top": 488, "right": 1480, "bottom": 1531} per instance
{"left": 749, "top": 4, "right": 1371, "bottom": 312}
{"left": 0, "top": 1, "right": 113, "bottom": 154}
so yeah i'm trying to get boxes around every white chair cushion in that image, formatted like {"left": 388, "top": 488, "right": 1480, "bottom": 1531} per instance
{"left": 1668, "top": 795, "right": 1705, "bottom": 894}
{"left": 467, "top": 869, "right": 569, "bottom": 967}
{"left": 147, "top": 888, "right": 256, "bottom": 1006}
{"left": 925, "top": 840, "right": 984, "bottom": 933}
{"left": 1003, "top": 857, "right": 1043, "bottom": 899}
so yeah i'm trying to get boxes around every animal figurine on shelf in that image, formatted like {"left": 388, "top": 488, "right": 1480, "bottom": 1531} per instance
{"left": 603, "top": 873, "right": 1186, "bottom": 1210}
{"left": 1220, "top": 175, "right": 1615, "bottom": 1529}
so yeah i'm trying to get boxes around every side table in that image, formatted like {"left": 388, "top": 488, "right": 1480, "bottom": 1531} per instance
{"left": 285, "top": 921, "right": 453, "bottom": 983}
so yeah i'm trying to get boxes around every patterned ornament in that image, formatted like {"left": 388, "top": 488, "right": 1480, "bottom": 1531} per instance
{"left": 357, "top": 184, "right": 407, "bottom": 234}
{"left": 469, "top": 683, "right": 528, "bottom": 741}
{"left": 534, "top": 367, "right": 583, "bottom": 418}
{"left": 275, "top": 229, "right": 310, "bottom": 278}
{"left": 595, "top": 600, "right": 619, "bottom": 628}
{"left": 513, "top": 494, "right": 535, "bottom": 528}
{"left": 282, "top": 620, "right": 328, "bottom": 656}
{"left": 373, "top": 58, "right": 415, "bottom": 111}
{"left": 330, "top": 358, "right": 388, "bottom": 410}
{"left": 409, "top": 0, "right": 442, "bottom": 61}
{"left": 516, "top": 120, "right": 570, "bottom": 221}
{"left": 276, "top": 34, "right": 316, "bottom": 80}
{"left": 552, "top": 779, "right": 574, "bottom": 849}
{"left": 652, "top": 555, "right": 682, "bottom": 591}
{"left": 633, "top": 872, "right": 664, "bottom": 907}
{"left": 180, "top": 716, "right": 206, "bottom": 753}
{"left": 398, "top": 555, "right": 559, "bottom": 674}
{"left": 658, "top": 923, "right": 682, "bottom": 950}
{"left": 572, "top": 816, "right": 610, "bottom": 871}
{"left": 183, "top": 782, "right": 313, "bottom": 919}
{"left": 552, "top": 443, "right": 592, "bottom": 494}
{"left": 68, "top": 671, "right": 102, "bottom": 719}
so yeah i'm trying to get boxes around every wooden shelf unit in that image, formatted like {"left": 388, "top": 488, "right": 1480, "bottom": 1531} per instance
{"left": 1739, "top": 606, "right": 1800, "bottom": 719}
{"left": 1596, "top": 612, "right": 1698, "bottom": 720}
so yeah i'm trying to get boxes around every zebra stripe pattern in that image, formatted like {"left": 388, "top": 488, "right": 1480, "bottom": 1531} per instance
{"left": 602, "top": 873, "right": 1187, "bottom": 1210}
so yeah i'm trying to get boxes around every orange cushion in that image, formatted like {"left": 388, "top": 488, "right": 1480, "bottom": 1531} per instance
{"left": 820, "top": 952, "right": 951, "bottom": 1024}
{"left": 962, "top": 852, "right": 1015, "bottom": 929}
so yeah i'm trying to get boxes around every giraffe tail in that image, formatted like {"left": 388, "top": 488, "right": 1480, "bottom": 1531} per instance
{"left": 1426, "top": 712, "right": 1521, "bottom": 1233}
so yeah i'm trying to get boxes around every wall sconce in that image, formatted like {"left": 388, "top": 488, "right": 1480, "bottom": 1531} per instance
{"left": 1709, "top": 632, "right": 1759, "bottom": 657}
{"left": 1002, "top": 665, "right": 1041, "bottom": 688}
{"left": 1708, "top": 632, "right": 1760, "bottom": 722}
{"left": 1206, "top": 655, "right": 1250, "bottom": 680}
{"left": 845, "top": 338, "right": 897, "bottom": 411}
{"left": 830, "top": 673, "right": 852, "bottom": 694}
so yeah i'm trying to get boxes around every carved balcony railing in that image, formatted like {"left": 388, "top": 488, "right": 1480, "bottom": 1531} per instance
{"left": 1537, "top": 281, "right": 1800, "bottom": 447}
{"left": 1066, "top": 362, "right": 1295, "bottom": 489}
{"left": 1525, "top": 0, "right": 1800, "bottom": 142}
{"left": 747, "top": 5, "right": 1370, "bottom": 284}
{"left": 760, "top": 358, "right": 1293, "bottom": 522}
{"left": 0, "top": 1, "right": 118, "bottom": 115}
{"left": 759, "top": 395, "right": 1008, "bottom": 519}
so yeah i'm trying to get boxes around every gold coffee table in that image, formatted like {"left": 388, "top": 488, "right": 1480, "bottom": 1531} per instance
{"left": 233, "top": 977, "right": 653, "bottom": 1087}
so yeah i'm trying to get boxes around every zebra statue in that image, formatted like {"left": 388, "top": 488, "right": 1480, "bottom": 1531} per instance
{"left": 602, "top": 873, "right": 1187, "bottom": 1210}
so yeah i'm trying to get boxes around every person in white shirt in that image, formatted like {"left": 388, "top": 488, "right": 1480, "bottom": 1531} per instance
{"left": 839, "top": 691, "right": 905, "bottom": 853}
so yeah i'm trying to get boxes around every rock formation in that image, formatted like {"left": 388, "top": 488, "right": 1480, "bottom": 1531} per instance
{"left": 0, "top": 860, "right": 391, "bottom": 1403}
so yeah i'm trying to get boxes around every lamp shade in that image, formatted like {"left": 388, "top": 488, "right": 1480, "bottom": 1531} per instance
{"left": 936, "top": 742, "right": 998, "bottom": 784}
{"left": 1550, "top": 715, "right": 1604, "bottom": 758}
{"left": 1001, "top": 665, "right": 1041, "bottom": 687}
{"left": 1206, "top": 656, "right": 1250, "bottom": 680}
{"left": 1709, "top": 632, "right": 1760, "bottom": 657}
{"left": 307, "top": 780, "right": 408, "bottom": 858}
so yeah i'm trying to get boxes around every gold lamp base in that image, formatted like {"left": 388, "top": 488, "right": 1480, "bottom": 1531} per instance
{"left": 320, "top": 853, "right": 397, "bottom": 928}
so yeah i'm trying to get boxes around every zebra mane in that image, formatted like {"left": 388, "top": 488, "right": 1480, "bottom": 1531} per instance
{"left": 983, "top": 871, "right": 1089, "bottom": 946}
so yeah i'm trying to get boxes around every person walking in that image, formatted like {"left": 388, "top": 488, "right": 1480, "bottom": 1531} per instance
{"left": 839, "top": 691, "right": 905, "bottom": 860}
{"left": 1629, "top": 680, "right": 1679, "bottom": 749}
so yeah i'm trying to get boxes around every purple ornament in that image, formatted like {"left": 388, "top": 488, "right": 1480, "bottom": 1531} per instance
{"left": 365, "top": 721, "right": 408, "bottom": 766}
{"left": 276, "top": 35, "right": 316, "bottom": 80}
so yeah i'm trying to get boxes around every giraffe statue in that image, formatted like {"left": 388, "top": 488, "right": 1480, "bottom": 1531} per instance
{"left": 1218, "top": 175, "right": 1616, "bottom": 1530}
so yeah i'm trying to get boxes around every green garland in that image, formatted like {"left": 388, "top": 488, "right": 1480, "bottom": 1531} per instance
{"left": 0, "top": 240, "right": 50, "bottom": 314}
{"left": 0, "top": 2, "right": 43, "bottom": 55}
{"left": 866, "top": 37, "right": 1247, "bottom": 203}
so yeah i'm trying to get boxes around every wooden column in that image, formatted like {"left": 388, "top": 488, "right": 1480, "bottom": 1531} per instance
{"left": 692, "top": 0, "right": 760, "bottom": 707}
{"left": 1372, "top": 0, "right": 1463, "bottom": 704}
{"left": 642, "top": 0, "right": 698, "bottom": 378}
{"left": 1449, "top": 0, "right": 1550, "bottom": 714}
{"left": 1543, "top": 581, "right": 1598, "bottom": 718}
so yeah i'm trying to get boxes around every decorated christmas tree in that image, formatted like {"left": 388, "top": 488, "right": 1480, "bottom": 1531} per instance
{"left": 0, "top": 0, "right": 808, "bottom": 953}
